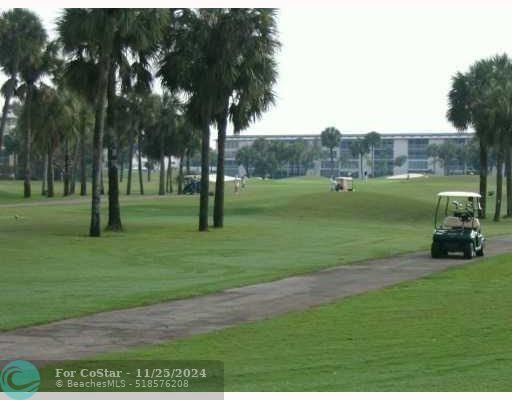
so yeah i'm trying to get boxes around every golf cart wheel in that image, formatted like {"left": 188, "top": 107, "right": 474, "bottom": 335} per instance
{"left": 431, "top": 242, "right": 442, "bottom": 258}
{"left": 464, "top": 242, "right": 475, "bottom": 260}
{"left": 476, "top": 242, "right": 485, "bottom": 257}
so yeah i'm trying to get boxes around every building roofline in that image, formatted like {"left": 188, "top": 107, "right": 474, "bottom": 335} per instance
{"left": 226, "top": 132, "right": 474, "bottom": 140}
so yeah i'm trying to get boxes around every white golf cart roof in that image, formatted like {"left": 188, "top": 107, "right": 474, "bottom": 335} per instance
{"left": 437, "top": 191, "right": 481, "bottom": 198}
{"left": 335, "top": 176, "right": 353, "bottom": 181}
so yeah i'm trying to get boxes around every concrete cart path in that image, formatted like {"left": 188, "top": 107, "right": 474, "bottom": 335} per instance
{"left": 2, "top": 236, "right": 512, "bottom": 361}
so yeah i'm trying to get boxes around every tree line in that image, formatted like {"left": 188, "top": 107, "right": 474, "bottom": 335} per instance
{"left": 448, "top": 54, "right": 512, "bottom": 221}
{"left": 235, "top": 137, "right": 321, "bottom": 178}
{"left": 235, "top": 128, "right": 482, "bottom": 180}
{"left": 0, "top": 8, "right": 279, "bottom": 235}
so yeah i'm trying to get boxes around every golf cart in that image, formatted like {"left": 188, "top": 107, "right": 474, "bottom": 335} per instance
{"left": 334, "top": 176, "right": 354, "bottom": 192}
{"left": 431, "top": 191, "right": 485, "bottom": 259}
{"left": 183, "top": 175, "right": 201, "bottom": 195}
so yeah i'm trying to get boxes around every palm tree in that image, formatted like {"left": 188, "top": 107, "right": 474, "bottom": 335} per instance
{"left": 212, "top": 9, "right": 280, "bottom": 228}
{"left": 16, "top": 40, "right": 56, "bottom": 198}
{"left": 364, "top": 131, "right": 380, "bottom": 177}
{"left": 481, "top": 54, "right": 512, "bottom": 221}
{"left": 0, "top": 9, "right": 46, "bottom": 150}
{"left": 59, "top": 9, "right": 168, "bottom": 235}
{"left": 59, "top": 9, "right": 116, "bottom": 235}
{"left": 3, "top": 132, "right": 20, "bottom": 179}
{"left": 447, "top": 60, "right": 495, "bottom": 218}
{"left": 158, "top": 93, "right": 180, "bottom": 195}
{"left": 320, "top": 127, "right": 342, "bottom": 177}
{"left": 159, "top": 9, "right": 231, "bottom": 231}
{"left": 349, "top": 138, "right": 369, "bottom": 179}
{"left": 29, "top": 85, "right": 62, "bottom": 197}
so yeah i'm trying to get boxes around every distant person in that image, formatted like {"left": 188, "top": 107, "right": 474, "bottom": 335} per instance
{"left": 330, "top": 176, "right": 337, "bottom": 191}
{"left": 241, "top": 175, "right": 247, "bottom": 189}
{"left": 364, "top": 170, "right": 368, "bottom": 183}
{"left": 234, "top": 176, "right": 241, "bottom": 194}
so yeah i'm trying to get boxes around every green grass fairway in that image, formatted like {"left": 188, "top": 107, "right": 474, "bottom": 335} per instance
{"left": 101, "top": 253, "right": 512, "bottom": 391}
{"left": 1, "top": 175, "right": 511, "bottom": 330}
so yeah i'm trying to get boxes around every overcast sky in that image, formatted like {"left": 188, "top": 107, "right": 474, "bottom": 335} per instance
{"left": 4, "top": 3, "right": 512, "bottom": 136}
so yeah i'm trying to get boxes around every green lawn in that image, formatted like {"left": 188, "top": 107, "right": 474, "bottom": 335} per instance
{"left": 102, "top": 253, "right": 512, "bottom": 391}
{"left": 1, "top": 175, "right": 511, "bottom": 331}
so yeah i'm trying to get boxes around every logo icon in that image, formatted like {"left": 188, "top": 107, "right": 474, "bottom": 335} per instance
{"left": 0, "top": 360, "right": 40, "bottom": 400}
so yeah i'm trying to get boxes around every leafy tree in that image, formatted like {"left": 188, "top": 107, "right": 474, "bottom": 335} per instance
{"left": 393, "top": 155, "right": 407, "bottom": 168}
{"left": 320, "top": 127, "right": 341, "bottom": 177}
{"left": 349, "top": 138, "right": 369, "bottom": 178}
{"left": 3, "top": 132, "right": 20, "bottom": 178}
{"left": 426, "top": 143, "right": 440, "bottom": 173}
{"left": 235, "top": 146, "right": 256, "bottom": 177}
{"left": 437, "top": 141, "right": 457, "bottom": 176}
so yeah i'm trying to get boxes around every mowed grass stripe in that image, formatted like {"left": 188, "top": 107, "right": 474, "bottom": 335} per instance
{"left": 1, "top": 176, "right": 511, "bottom": 331}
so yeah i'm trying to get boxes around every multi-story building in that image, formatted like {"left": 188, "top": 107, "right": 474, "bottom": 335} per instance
{"left": 224, "top": 132, "right": 474, "bottom": 177}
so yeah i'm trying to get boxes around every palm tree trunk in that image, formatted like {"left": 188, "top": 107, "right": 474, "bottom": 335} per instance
{"left": 158, "top": 130, "right": 165, "bottom": 196}
{"left": 23, "top": 85, "right": 32, "bottom": 198}
{"left": 47, "top": 148, "right": 54, "bottom": 198}
{"left": 178, "top": 155, "right": 184, "bottom": 194}
{"left": 479, "top": 141, "right": 487, "bottom": 218}
{"left": 137, "top": 132, "right": 144, "bottom": 195}
{"left": 214, "top": 107, "right": 228, "bottom": 228}
{"left": 70, "top": 139, "right": 79, "bottom": 195}
{"left": 0, "top": 75, "right": 16, "bottom": 150}
{"left": 119, "top": 152, "right": 124, "bottom": 183}
{"left": 506, "top": 145, "right": 512, "bottom": 218}
{"left": 126, "top": 130, "right": 134, "bottom": 195}
{"left": 13, "top": 153, "right": 17, "bottom": 180}
{"left": 106, "top": 144, "right": 122, "bottom": 230}
{"left": 89, "top": 53, "right": 111, "bottom": 237}
{"left": 42, "top": 153, "right": 48, "bottom": 196}
{"left": 199, "top": 121, "right": 210, "bottom": 231}
{"left": 105, "top": 68, "right": 122, "bottom": 231}
{"left": 100, "top": 167, "right": 105, "bottom": 195}
{"left": 80, "top": 126, "right": 87, "bottom": 196}
{"left": 64, "top": 138, "right": 70, "bottom": 196}
{"left": 166, "top": 155, "right": 173, "bottom": 193}
{"left": 494, "top": 148, "right": 504, "bottom": 222}
{"left": 330, "top": 148, "right": 334, "bottom": 177}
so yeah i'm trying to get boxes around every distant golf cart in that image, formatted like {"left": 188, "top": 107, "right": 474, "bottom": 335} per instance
{"left": 431, "top": 191, "right": 485, "bottom": 259}
{"left": 183, "top": 175, "right": 201, "bottom": 195}
{"left": 334, "top": 176, "right": 354, "bottom": 192}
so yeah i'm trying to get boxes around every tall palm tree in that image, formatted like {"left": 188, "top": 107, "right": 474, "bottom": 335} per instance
{"left": 16, "top": 40, "right": 56, "bottom": 198}
{"left": 104, "top": 9, "right": 168, "bottom": 230}
{"left": 59, "top": 9, "right": 167, "bottom": 236}
{"left": 157, "top": 93, "right": 180, "bottom": 195}
{"left": 160, "top": 9, "right": 231, "bottom": 231}
{"left": 0, "top": 9, "right": 46, "bottom": 150}
{"left": 482, "top": 54, "right": 512, "bottom": 221}
{"left": 447, "top": 60, "right": 495, "bottom": 219}
{"left": 59, "top": 9, "right": 116, "bottom": 236}
{"left": 349, "top": 138, "right": 369, "bottom": 179}
{"left": 212, "top": 9, "right": 280, "bottom": 228}
{"left": 321, "top": 127, "right": 342, "bottom": 177}
{"left": 364, "top": 131, "right": 380, "bottom": 177}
